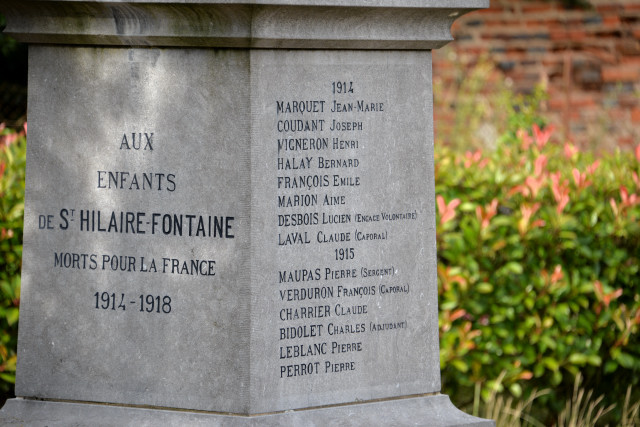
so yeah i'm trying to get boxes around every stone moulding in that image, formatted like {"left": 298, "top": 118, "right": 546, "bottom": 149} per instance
{"left": 3, "top": 0, "right": 489, "bottom": 50}
{"left": 0, "top": 394, "right": 492, "bottom": 426}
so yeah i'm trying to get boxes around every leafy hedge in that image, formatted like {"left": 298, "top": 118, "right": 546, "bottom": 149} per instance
{"left": 0, "top": 124, "right": 25, "bottom": 398}
{"left": 436, "top": 103, "right": 640, "bottom": 422}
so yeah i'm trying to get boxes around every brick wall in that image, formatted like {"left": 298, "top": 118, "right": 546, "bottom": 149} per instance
{"left": 433, "top": 0, "right": 640, "bottom": 150}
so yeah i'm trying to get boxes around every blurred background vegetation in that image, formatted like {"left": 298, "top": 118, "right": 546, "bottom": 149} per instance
{"left": 1, "top": 1, "right": 640, "bottom": 425}
{"left": 435, "top": 86, "right": 640, "bottom": 425}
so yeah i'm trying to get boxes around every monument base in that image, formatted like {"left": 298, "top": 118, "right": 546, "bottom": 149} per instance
{"left": 0, "top": 394, "right": 493, "bottom": 426}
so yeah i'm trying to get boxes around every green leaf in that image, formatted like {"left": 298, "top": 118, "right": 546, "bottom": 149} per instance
{"left": 476, "top": 282, "right": 493, "bottom": 294}
{"left": 6, "top": 308, "right": 19, "bottom": 326}
{"left": 604, "top": 360, "right": 618, "bottom": 374}
{"left": 542, "top": 357, "right": 559, "bottom": 371}
{"left": 450, "top": 359, "right": 469, "bottom": 373}
{"left": 7, "top": 203, "right": 24, "bottom": 221}
{"left": 504, "top": 262, "right": 523, "bottom": 274}
{"left": 459, "top": 202, "right": 476, "bottom": 212}
{"left": 568, "top": 353, "right": 587, "bottom": 365}
{"left": 586, "top": 355, "right": 602, "bottom": 366}
{"left": 509, "top": 382, "right": 523, "bottom": 398}
{"left": 0, "top": 374, "right": 15, "bottom": 384}
{"left": 615, "top": 352, "right": 635, "bottom": 369}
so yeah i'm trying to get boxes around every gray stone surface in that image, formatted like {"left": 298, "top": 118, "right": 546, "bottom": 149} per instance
{"left": 2, "top": 0, "right": 494, "bottom": 425}
{"left": 18, "top": 44, "right": 442, "bottom": 415}
{"left": 249, "top": 49, "right": 440, "bottom": 412}
{"left": 0, "top": 395, "right": 493, "bottom": 426}
{"left": 19, "top": 45, "right": 252, "bottom": 413}
{"left": 3, "top": 0, "right": 489, "bottom": 49}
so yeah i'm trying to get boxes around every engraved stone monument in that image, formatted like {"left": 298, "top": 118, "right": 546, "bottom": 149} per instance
{"left": 1, "top": 1, "right": 493, "bottom": 425}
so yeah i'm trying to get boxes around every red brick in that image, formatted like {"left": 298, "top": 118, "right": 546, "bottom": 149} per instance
{"left": 596, "top": 5, "right": 622, "bottom": 13}
{"left": 621, "top": 57, "right": 640, "bottom": 67}
{"left": 569, "top": 111, "right": 583, "bottom": 120}
{"left": 546, "top": 85, "right": 563, "bottom": 96}
{"left": 619, "top": 94, "right": 639, "bottom": 109}
{"left": 476, "top": 5, "right": 502, "bottom": 14}
{"left": 568, "top": 29, "right": 588, "bottom": 40}
{"left": 461, "top": 46, "right": 489, "bottom": 56}
{"left": 631, "top": 108, "right": 640, "bottom": 124}
{"left": 617, "top": 40, "right": 640, "bottom": 56}
{"left": 571, "top": 95, "right": 597, "bottom": 108}
{"left": 548, "top": 97, "right": 566, "bottom": 110}
{"left": 618, "top": 136, "right": 635, "bottom": 147}
{"left": 603, "top": 15, "right": 622, "bottom": 27}
{"left": 550, "top": 29, "right": 568, "bottom": 40}
{"left": 522, "top": 4, "right": 557, "bottom": 13}
{"left": 484, "top": 19, "right": 506, "bottom": 27}
{"left": 541, "top": 55, "right": 563, "bottom": 68}
{"left": 602, "top": 66, "right": 640, "bottom": 83}
{"left": 609, "top": 109, "right": 628, "bottom": 121}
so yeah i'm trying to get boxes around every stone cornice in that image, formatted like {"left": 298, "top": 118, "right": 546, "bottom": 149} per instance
{"left": 2, "top": 1, "right": 488, "bottom": 49}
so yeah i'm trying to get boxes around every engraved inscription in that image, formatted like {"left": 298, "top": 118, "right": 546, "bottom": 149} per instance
{"left": 34, "top": 132, "right": 238, "bottom": 315}
{"left": 274, "top": 79, "right": 415, "bottom": 380}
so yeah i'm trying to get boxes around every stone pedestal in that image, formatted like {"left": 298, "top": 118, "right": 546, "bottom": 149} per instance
{"left": 1, "top": 1, "right": 493, "bottom": 425}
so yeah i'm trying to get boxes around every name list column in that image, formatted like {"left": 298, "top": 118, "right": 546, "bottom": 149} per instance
{"left": 273, "top": 81, "right": 413, "bottom": 381}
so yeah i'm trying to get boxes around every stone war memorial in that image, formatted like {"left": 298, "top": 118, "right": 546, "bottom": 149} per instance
{"left": 1, "top": 1, "right": 493, "bottom": 425}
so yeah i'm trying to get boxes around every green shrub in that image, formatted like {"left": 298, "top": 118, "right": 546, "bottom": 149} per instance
{"left": 0, "top": 123, "right": 25, "bottom": 398}
{"left": 436, "top": 102, "right": 640, "bottom": 422}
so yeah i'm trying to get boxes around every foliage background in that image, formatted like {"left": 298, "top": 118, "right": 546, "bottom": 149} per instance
{"left": 435, "top": 87, "right": 640, "bottom": 424}
{"left": 0, "top": 124, "right": 24, "bottom": 402}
